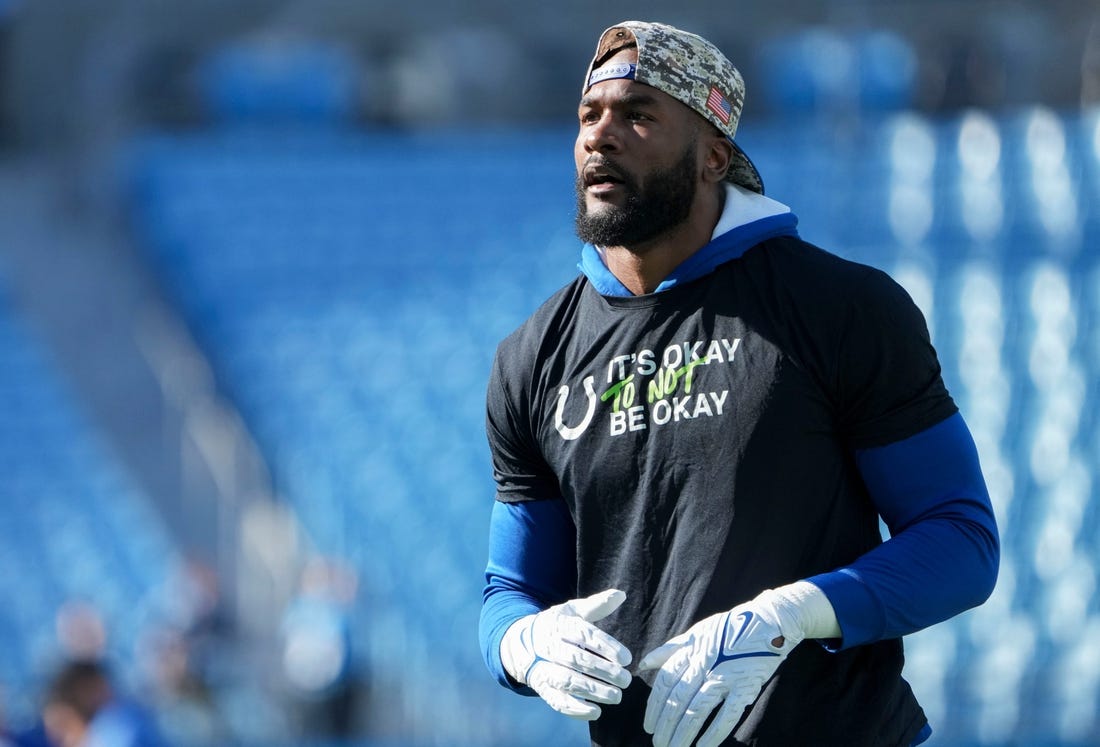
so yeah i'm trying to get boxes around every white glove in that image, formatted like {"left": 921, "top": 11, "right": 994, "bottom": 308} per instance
{"left": 500, "top": 588, "right": 632, "bottom": 721}
{"left": 639, "top": 582, "right": 837, "bottom": 747}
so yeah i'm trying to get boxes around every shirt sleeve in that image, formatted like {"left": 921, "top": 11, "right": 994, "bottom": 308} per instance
{"left": 479, "top": 498, "right": 577, "bottom": 692}
{"left": 807, "top": 412, "right": 1000, "bottom": 649}
{"left": 485, "top": 347, "right": 561, "bottom": 503}
{"left": 833, "top": 266, "right": 958, "bottom": 449}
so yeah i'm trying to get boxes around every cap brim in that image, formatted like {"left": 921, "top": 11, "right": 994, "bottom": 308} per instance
{"left": 727, "top": 141, "right": 764, "bottom": 194}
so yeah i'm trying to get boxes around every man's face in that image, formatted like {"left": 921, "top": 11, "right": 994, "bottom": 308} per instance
{"left": 574, "top": 48, "right": 703, "bottom": 248}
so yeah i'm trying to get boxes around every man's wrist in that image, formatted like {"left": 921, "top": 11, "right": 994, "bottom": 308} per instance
{"left": 762, "top": 580, "right": 841, "bottom": 641}
{"left": 500, "top": 614, "right": 536, "bottom": 684}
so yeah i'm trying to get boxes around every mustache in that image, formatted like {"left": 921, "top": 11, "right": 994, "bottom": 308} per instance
{"left": 578, "top": 155, "right": 637, "bottom": 190}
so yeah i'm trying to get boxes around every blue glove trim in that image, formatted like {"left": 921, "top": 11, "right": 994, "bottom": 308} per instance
{"left": 713, "top": 610, "right": 783, "bottom": 667}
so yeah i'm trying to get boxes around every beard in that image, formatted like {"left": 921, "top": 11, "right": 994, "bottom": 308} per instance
{"left": 574, "top": 142, "right": 698, "bottom": 248}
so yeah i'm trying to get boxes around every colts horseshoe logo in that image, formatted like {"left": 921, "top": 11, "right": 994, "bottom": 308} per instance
{"left": 554, "top": 376, "right": 597, "bottom": 441}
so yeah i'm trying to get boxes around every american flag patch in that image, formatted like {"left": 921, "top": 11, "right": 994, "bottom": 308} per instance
{"left": 706, "top": 86, "right": 733, "bottom": 124}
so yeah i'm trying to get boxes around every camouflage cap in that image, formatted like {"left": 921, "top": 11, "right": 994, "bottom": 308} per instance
{"left": 583, "top": 21, "right": 764, "bottom": 194}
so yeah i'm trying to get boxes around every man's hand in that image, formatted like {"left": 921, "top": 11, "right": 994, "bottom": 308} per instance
{"left": 500, "top": 588, "right": 632, "bottom": 721}
{"left": 638, "top": 589, "right": 805, "bottom": 747}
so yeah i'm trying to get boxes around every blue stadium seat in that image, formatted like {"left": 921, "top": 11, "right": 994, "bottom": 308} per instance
{"left": 195, "top": 37, "right": 362, "bottom": 124}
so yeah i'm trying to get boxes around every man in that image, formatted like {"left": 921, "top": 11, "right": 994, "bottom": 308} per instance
{"left": 479, "top": 21, "right": 999, "bottom": 747}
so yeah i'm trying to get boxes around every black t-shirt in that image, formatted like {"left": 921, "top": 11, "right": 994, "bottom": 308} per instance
{"left": 486, "top": 235, "right": 957, "bottom": 746}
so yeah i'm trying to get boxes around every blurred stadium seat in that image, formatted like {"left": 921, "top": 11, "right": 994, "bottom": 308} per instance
{"left": 755, "top": 27, "right": 918, "bottom": 118}
{"left": 194, "top": 36, "right": 362, "bottom": 125}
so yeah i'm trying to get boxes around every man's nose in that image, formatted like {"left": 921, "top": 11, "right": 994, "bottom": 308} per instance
{"left": 584, "top": 113, "right": 623, "bottom": 154}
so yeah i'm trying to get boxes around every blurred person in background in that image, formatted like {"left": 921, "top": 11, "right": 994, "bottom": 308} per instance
{"left": 279, "top": 555, "right": 366, "bottom": 738}
{"left": 131, "top": 625, "right": 225, "bottom": 746}
{"left": 128, "top": 557, "right": 233, "bottom": 745}
{"left": 480, "top": 20, "right": 998, "bottom": 747}
{"left": 41, "top": 660, "right": 167, "bottom": 747}
{"left": 9, "top": 602, "right": 110, "bottom": 747}
{"left": 153, "top": 559, "right": 228, "bottom": 658}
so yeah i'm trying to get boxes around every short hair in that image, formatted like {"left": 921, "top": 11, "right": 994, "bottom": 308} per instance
{"left": 45, "top": 659, "right": 113, "bottom": 722}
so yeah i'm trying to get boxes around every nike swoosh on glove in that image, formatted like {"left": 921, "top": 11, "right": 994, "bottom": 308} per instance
{"left": 638, "top": 588, "right": 804, "bottom": 747}
{"left": 500, "top": 588, "right": 632, "bottom": 721}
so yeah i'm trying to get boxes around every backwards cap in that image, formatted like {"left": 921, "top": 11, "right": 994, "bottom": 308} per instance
{"left": 583, "top": 21, "right": 764, "bottom": 194}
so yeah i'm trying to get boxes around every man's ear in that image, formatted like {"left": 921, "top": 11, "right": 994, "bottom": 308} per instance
{"left": 702, "top": 135, "right": 734, "bottom": 184}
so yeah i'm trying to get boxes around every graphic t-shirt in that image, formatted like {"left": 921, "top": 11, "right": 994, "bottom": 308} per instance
{"left": 486, "top": 235, "right": 957, "bottom": 746}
